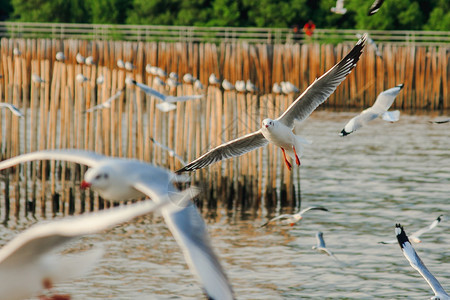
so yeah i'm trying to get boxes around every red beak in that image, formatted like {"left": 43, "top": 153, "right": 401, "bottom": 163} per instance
{"left": 265, "top": 125, "right": 269, "bottom": 128}
{"left": 80, "top": 180, "right": 91, "bottom": 189}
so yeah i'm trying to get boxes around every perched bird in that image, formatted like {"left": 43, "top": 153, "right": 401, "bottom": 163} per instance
{"left": 85, "top": 56, "right": 95, "bottom": 66}
{"left": 76, "top": 74, "right": 89, "bottom": 83}
{"left": 0, "top": 150, "right": 234, "bottom": 300}
{"left": 193, "top": 79, "right": 204, "bottom": 91}
{"left": 31, "top": 74, "right": 45, "bottom": 84}
{"left": 222, "top": 79, "right": 235, "bottom": 91}
{"left": 261, "top": 206, "right": 329, "bottom": 227}
{"left": 395, "top": 224, "right": 449, "bottom": 300}
{"left": 156, "top": 67, "right": 167, "bottom": 78}
{"left": 235, "top": 80, "right": 246, "bottom": 92}
{"left": 169, "top": 72, "right": 179, "bottom": 80}
{"left": 0, "top": 103, "right": 24, "bottom": 118}
{"left": 116, "top": 59, "right": 125, "bottom": 69}
{"left": 177, "top": 35, "right": 367, "bottom": 173}
{"left": 127, "top": 78, "right": 204, "bottom": 112}
{"left": 246, "top": 79, "right": 258, "bottom": 93}
{"left": 209, "top": 73, "right": 221, "bottom": 85}
{"left": 272, "top": 82, "right": 282, "bottom": 94}
{"left": 84, "top": 88, "right": 125, "bottom": 113}
{"left": 125, "top": 61, "right": 135, "bottom": 71}
{"left": 13, "top": 48, "right": 21, "bottom": 56}
{"left": 150, "top": 137, "right": 187, "bottom": 166}
{"left": 183, "top": 73, "right": 195, "bottom": 84}
{"left": 312, "top": 232, "right": 340, "bottom": 261}
{"left": 166, "top": 77, "right": 180, "bottom": 88}
{"left": 0, "top": 198, "right": 175, "bottom": 300}
{"left": 368, "top": 0, "right": 385, "bottom": 16}
{"left": 356, "top": 33, "right": 382, "bottom": 59}
{"left": 96, "top": 75, "right": 104, "bottom": 85}
{"left": 340, "top": 84, "right": 404, "bottom": 136}
{"left": 76, "top": 53, "right": 85, "bottom": 64}
{"left": 379, "top": 215, "right": 444, "bottom": 244}
{"left": 281, "top": 81, "right": 300, "bottom": 94}
{"left": 331, "top": 0, "right": 347, "bottom": 14}
{"left": 55, "top": 52, "right": 66, "bottom": 61}
{"left": 153, "top": 76, "right": 166, "bottom": 87}
{"left": 145, "top": 64, "right": 152, "bottom": 74}
{"left": 148, "top": 65, "right": 160, "bottom": 76}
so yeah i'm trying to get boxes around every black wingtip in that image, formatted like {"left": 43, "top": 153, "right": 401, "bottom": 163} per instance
{"left": 340, "top": 129, "right": 350, "bottom": 136}
{"left": 395, "top": 224, "right": 410, "bottom": 249}
{"left": 436, "top": 214, "right": 443, "bottom": 222}
{"left": 397, "top": 83, "right": 404, "bottom": 90}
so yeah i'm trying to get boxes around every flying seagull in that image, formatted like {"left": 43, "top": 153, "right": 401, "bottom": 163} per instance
{"left": 395, "top": 224, "right": 449, "bottom": 300}
{"left": 0, "top": 150, "right": 234, "bottom": 300}
{"left": 356, "top": 33, "right": 382, "bottom": 59}
{"left": 331, "top": 0, "right": 347, "bottom": 14}
{"left": 127, "top": 78, "right": 204, "bottom": 112}
{"left": 0, "top": 102, "right": 24, "bottom": 118}
{"left": 84, "top": 88, "right": 125, "bottom": 113}
{"left": 261, "top": 206, "right": 329, "bottom": 227}
{"left": 312, "top": 231, "right": 340, "bottom": 261}
{"left": 0, "top": 198, "right": 177, "bottom": 300}
{"left": 31, "top": 74, "right": 45, "bottom": 83}
{"left": 379, "top": 215, "right": 444, "bottom": 244}
{"left": 429, "top": 118, "right": 450, "bottom": 124}
{"left": 177, "top": 35, "right": 367, "bottom": 173}
{"left": 340, "top": 84, "right": 403, "bottom": 136}
{"left": 150, "top": 137, "right": 187, "bottom": 166}
{"left": 368, "top": 0, "right": 385, "bottom": 16}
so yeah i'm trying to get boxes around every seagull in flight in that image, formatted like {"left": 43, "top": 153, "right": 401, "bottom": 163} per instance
{"left": 379, "top": 215, "right": 444, "bottom": 244}
{"left": 340, "top": 84, "right": 403, "bottom": 136}
{"left": 312, "top": 231, "right": 340, "bottom": 261}
{"left": 395, "top": 224, "right": 449, "bottom": 300}
{"left": 84, "top": 88, "right": 125, "bottom": 113}
{"left": 0, "top": 102, "right": 24, "bottom": 118}
{"left": 150, "top": 137, "right": 187, "bottom": 166}
{"left": 177, "top": 35, "right": 367, "bottom": 173}
{"left": 430, "top": 118, "right": 450, "bottom": 124}
{"left": 0, "top": 150, "right": 234, "bottom": 300}
{"left": 331, "top": 0, "right": 347, "bottom": 14}
{"left": 356, "top": 33, "right": 383, "bottom": 59}
{"left": 261, "top": 206, "right": 329, "bottom": 227}
{"left": 368, "top": 0, "right": 385, "bottom": 16}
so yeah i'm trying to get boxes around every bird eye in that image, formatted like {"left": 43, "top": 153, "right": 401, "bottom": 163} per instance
{"left": 104, "top": 174, "right": 109, "bottom": 179}
{"left": 95, "top": 175, "right": 101, "bottom": 180}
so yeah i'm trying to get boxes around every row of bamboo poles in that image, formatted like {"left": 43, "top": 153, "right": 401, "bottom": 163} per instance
{"left": 0, "top": 38, "right": 448, "bottom": 221}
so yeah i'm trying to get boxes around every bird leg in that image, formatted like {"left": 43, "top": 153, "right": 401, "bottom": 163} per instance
{"left": 39, "top": 278, "right": 71, "bottom": 300}
{"left": 281, "top": 148, "right": 292, "bottom": 170}
{"left": 293, "top": 146, "right": 301, "bottom": 166}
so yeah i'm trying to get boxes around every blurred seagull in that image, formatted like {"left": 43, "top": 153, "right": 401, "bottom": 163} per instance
{"left": 85, "top": 56, "right": 95, "bottom": 66}
{"left": 127, "top": 78, "right": 204, "bottom": 112}
{"left": 85, "top": 88, "right": 125, "bottom": 113}
{"left": 55, "top": 52, "right": 66, "bottom": 61}
{"left": 235, "top": 80, "right": 246, "bottom": 92}
{"left": 340, "top": 84, "right": 403, "bottom": 136}
{"left": 150, "top": 137, "right": 187, "bottom": 166}
{"left": 356, "top": 33, "right": 382, "bottom": 59}
{"left": 148, "top": 66, "right": 159, "bottom": 75}
{"left": 331, "top": 0, "right": 347, "bottom": 14}
{"left": 76, "top": 74, "right": 89, "bottom": 83}
{"left": 125, "top": 61, "right": 135, "bottom": 71}
{"left": 31, "top": 74, "right": 45, "bottom": 84}
{"left": 183, "top": 73, "right": 195, "bottom": 84}
{"left": 193, "top": 79, "right": 204, "bottom": 91}
{"left": 13, "top": 48, "right": 21, "bottom": 56}
{"left": 209, "top": 73, "right": 221, "bottom": 85}
{"left": 395, "top": 224, "right": 449, "bottom": 300}
{"left": 246, "top": 79, "right": 258, "bottom": 93}
{"left": 166, "top": 77, "right": 180, "bottom": 89}
{"left": 76, "top": 53, "right": 85, "bottom": 64}
{"left": 177, "top": 35, "right": 367, "bottom": 173}
{"left": 368, "top": 0, "right": 385, "bottom": 16}
{"left": 281, "top": 81, "right": 300, "bottom": 94}
{"left": 261, "top": 206, "right": 329, "bottom": 227}
{"left": 430, "top": 118, "right": 450, "bottom": 124}
{"left": 96, "top": 75, "right": 104, "bottom": 85}
{"left": 157, "top": 67, "right": 167, "bottom": 78}
{"left": 379, "top": 215, "right": 444, "bottom": 244}
{"left": 117, "top": 59, "right": 125, "bottom": 69}
{"left": 153, "top": 77, "right": 166, "bottom": 87}
{"left": 145, "top": 64, "right": 152, "bottom": 74}
{"left": 312, "top": 232, "right": 340, "bottom": 261}
{"left": 0, "top": 102, "right": 24, "bottom": 118}
{"left": 222, "top": 79, "right": 235, "bottom": 91}
{"left": 169, "top": 72, "right": 179, "bottom": 80}
{"left": 272, "top": 83, "right": 282, "bottom": 94}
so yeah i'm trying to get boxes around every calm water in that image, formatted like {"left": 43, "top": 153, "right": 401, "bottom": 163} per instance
{"left": 1, "top": 111, "right": 449, "bottom": 299}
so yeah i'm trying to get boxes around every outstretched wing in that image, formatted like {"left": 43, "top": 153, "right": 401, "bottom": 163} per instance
{"left": 410, "top": 215, "right": 444, "bottom": 242}
{"left": 260, "top": 214, "right": 293, "bottom": 227}
{"left": 165, "top": 95, "right": 204, "bottom": 103}
{"left": 132, "top": 80, "right": 167, "bottom": 101}
{"left": 298, "top": 206, "right": 329, "bottom": 216}
{"left": 85, "top": 88, "right": 124, "bottom": 113}
{"left": 372, "top": 84, "right": 404, "bottom": 112}
{"left": 340, "top": 108, "right": 380, "bottom": 136}
{"left": 368, "top": 0, "right": 385, "bottom": 16}
{"left": 177, "top": 131, "right": 268, "bottom": 173}
{"left": 277, "top": 35, "right": 366, "bottom": 129}
{"left": 0, "top": 103, "right": 24, "bottom": 117}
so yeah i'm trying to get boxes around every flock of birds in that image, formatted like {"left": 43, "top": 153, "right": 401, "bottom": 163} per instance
{"left": 0, "top": 1, "right": 448, "bottom": 299}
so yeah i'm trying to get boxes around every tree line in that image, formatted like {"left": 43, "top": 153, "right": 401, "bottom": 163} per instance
{"left": 1, "top": 0, "right": 449, "bottom": 31}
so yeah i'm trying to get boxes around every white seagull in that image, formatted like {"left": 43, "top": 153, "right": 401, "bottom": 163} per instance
{"left": 177, "top": 35, "right": 367, "bottom": 173}
{"left": 156, "top": 67, "right": 167, "bottom": 78}
{"left": 150, "top": 137, "right": 187, "bottom": 166}
{"left": 153, "top": 76, "right": 165, "bottom": 87}
{"left": 166, "top": 77, "right": 180, "bottom": 88}
{"left": 145, "top": 64, "right": 153, "bottom": 74}
{"left": 281, "top": 81, "right": 300, "bottom": 94}
{"left": 127, "top": 78, "right": 204, "bottom": 112}
{"left": 76, "top": 74, "right": 89, "bottom": 83}
{"left": 0, "top": 149, "right": 234, "bottom": 300}
{"left": 0, "top": 198, "right": 177, "bottom": 300}
{"left": 222, "top": 79, "right": 235, "bottom": 91}
{"left": 194, "top": 79, "right": 204, "bottom": 91}
{"left": 246, "top": 79, "right": 258, "bottom": 93}
{"left": 13, "top": 48, "right": 21, "bottom": 56}
{"left": 85, "top": 56, "right": 95, "bottom": 66}
{"left": 117, "top": 59, "right": 125, "bottom": 69}
{"left": 368, "top": 0, "right": 385, "bottom": 16}
{"left": 379, "top": 215, "right": 444, "bottom": 244}
{"left": 261, "top": 206, "right": 329, "bottom": 227}
{"left": 183, "top": 73, "right": 195, "bottom": 84}
{"left": 395, "top": 224, "right": 449, "bottom": 300}
{"left": 169, "top": 72, "right": 179, "bottom": 80}
{"left": 55, "top": 52, "right": 66, "bottom": 61}
{"left": 209, "top": 73, "right": 221, "bottom": 85}
{"left": 331, "top": 0, "right": 347, "bottom": 14}
{"left": 430, "top": 118, "right": 450, "bottom": 124}
{"left": 0, "top": 102, "right": 24, "bottom": 118}
{"left": 235, "top": 80, "right": 246, "bottom": 92}
{"left": 96, "top": 75, "right": 104, "bottom": 85}
{"left": 356, "top": 33, "right": 382, "bottom": 59}
{"left": 76, "top": 53, "right": 85, "bottom": 64}
{"left": 31, "top": 74, "right": 45, "bottom": 83}
{"left": 84, "top": 88, "right": 125, "bottom": 113}
{"left": 312, "top": 232, "right": 340, "bottom": 261}
{"left": 125, "top": 61, "right": 135, "bottom": 71}
{"left": 272, "top": 82, "right": 282, "bottom": 94}
{"left": 340, "top": 84, "right": 404, "bottom": 136}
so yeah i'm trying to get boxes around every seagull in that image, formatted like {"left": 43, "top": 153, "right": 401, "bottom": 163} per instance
{"left": 148, "top": 66, "right": 159, "bottom": 75}
{"left": 0, "top": 198, "right": 176, "bottom": 300}
{"left": 0, "top": 103, "right": 24, "bottom": 118}
{"left": 222, "top": 79, "right": 235, "bottom": 91}
{"left": 235, "top": 80, "right": 246, "bottom": 92}
{"left": 246, "top": 80, "right": 258, "bottom": 93}
{"left": 156, "top": 67, "right": 167, "bottom": 78}
{"left": 76, "top": 53, "right": 85, "bottom": 64}
{"left": 85, "top": 56, "right": 95, "bottom": 66}
{"left": 125, "top": 61, "right": 135, "bottom": 71}
{"left": 145, "top": 64, "right": 152, "bottom": 74}
{"left": 96, "top": 75, "right": 104, "bottom": 85}
{"left": 281, "top": 81, "right": 300, "bottom": 94}
{"left": 127, "top": 78, "right": 204, "bottom": 112}
{"left": 312, "top": 232, "right": 340, "bottom": 261}
{"left": 183, "top": 73, "right": 195, "bottom": 84}
{"left": 209, "top": 73, "right": 221, "bottom": 85}
{"left": 76, "top": 74, "right": 89, "bottom": 83}
{"left": 169, "top": 72, "right": 179, "bottom": 80}
{"left": 117, "top": 59, "right": 125, "bottom": 69}
{"left": 0, "top": 149, "right": 234, "bottom": 300}
{"left": 193, "top": 79, "right": 204, "bottom": 91}
{"left": 379, "top": 215, "right": 444, "bottom": 244}
{"left": 166, "top": 77, "right": 180, "bottom": 89}
{"left": 261, "top": 206, "right": 329, "bottom": 227}
{"left": 177, "top": 35, "right": 367, "bottom": 173}
{"left": 84, "top": 88, "right": 125, "bottom": 113}
{"left": 272, "top": 83, "right": 282, "bottom": 94}
{"left": 368, "top": 0, "right": 385, "bottom": 16}
{"left": 55, "top": 52, "right": 66, "bottom": 61}
{"left": 153, "top": 76, "right": 166, "bottom": 87}
{"left": 31, "top": 74, "right": 45, "bottom": 83}
{"left": 356, "top": 33, "right": 382, "bottom": 59}
{"left": 13, "top": 48, "right": 21, "bottom": 56}
{"left": 430, "top": 118, "right": 450, "bottom": 124}
{"left": 150, "top": 137, "right": 187, "bottom": 166}
{"left": 340, "top": 84, "right": 403, "bottom": 136}
{"left": 395, "top": 224, "right": 449, "bottom": 300}
{"left": 331, "top": 0, "right": 347, "bottom": 14}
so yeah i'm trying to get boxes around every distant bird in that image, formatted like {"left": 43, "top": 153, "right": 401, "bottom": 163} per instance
{"left": 209, "top": 73, "right": 221, "bottom": 85}
{"left": 169, "top": 72, "right": 179, "bottom": 80}
{"left": 166, "top": 77, "right": 180, "bottom": 89}
{"left": 85, "top": 88, "right": 125, "bottom": 113}
{"left": 340, "top": 84, "right": 403, "bottom": 136}
{"left": 395, "top": 224, "right": 449, "bottom": 300}
{"left": 85, "top": 56, "right": 95, "bottom": 66}
{"left": 55, "top": 52, "right": 66, "bottom": 61}
{"left": 145, "top": 64, "right": 152, "bottom": 74}
{"left": 356, "top": 33, "right": 382, "bottom": 59}
{"left": 13, "top": 48, "right": 21, "bottom": 56}
{"left": 281, "top": 81, "right": 300, "bottom": 94}
{"left": 368, "top": 0, "right": 385, "bottom": 16}
{"left": 193, "top": 79, "right": 204, "bottom": 91}
{"left": 246, "top": 79, "right": 258, "bottom": 93}
{"left": 76, "top": 74, "right": 89, "bottom": 83}
{"left": 117, "top": 59, "right": 125, "bottom": 69}
{"left": 96, "top": 75, "right": 104, "bottom": 85}
{"left": 312, "top": 232, "right": 340, "bottom": 262}
{"left": 0, "top": 198, "right": 173, "bottom": 300}
{"left": 76, "top": 53, "right": 85, "bottom": 64}
{"left": 222, "top": 79, "right": 235, "bottom": 91}
{"left": 148, "top": 66, "right": 159, "bottom": 75}
{"left": 429, "top": 118, "right": 450, "bottom": 124}
{"left": 153, "top": 77, "right": 166, "bottom": 87}
{"left": 177, "top": 35, "right": 367, "bottom": 173}
{"left": 125, "top": 61, "right": 135, "bottom": 71}
{"left": 156, "top": 67, "right": 167, "bottom": 78}
{"left": 127, "top": 78, "right": 204, "bottom": 112}
{"left": 183, "top": 73, "right": 195, "bottom": 84}
{"left": 261, "top": 206, "right": 329, "bottom": 227}
{"left": 379, "top": 215, "right": 444, "bottom": 244}
{"left": 31, "top": 74, "right": 45, "bottom": 83}
{"left": 331, "top": 0, "right": 347, "bottom": 14}
{"left": 272, "top": 83, "right": 282, "bottom": 94}
{"left": 235, "top": 80, "right": 246, "bottom": 92}
{"left": 150, "top": 137, "right": 187, "bottom": 166}
{"left": 0, "top": 102, "right": 24, "bottom": 118}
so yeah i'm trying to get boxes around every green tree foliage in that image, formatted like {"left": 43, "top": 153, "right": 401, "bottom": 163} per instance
{"left": 88, "top": 0, "right": 131, "bottom": 24}
{"left": 11, "top": 0, "right": 86, "bottom": 22}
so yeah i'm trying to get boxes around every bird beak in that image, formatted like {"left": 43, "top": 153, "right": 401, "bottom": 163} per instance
{"left": 265, "top": 124, "right": 269, "bottom": 128}
{"left": 80, "top": 180, "right": 91, "bottom": 189}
